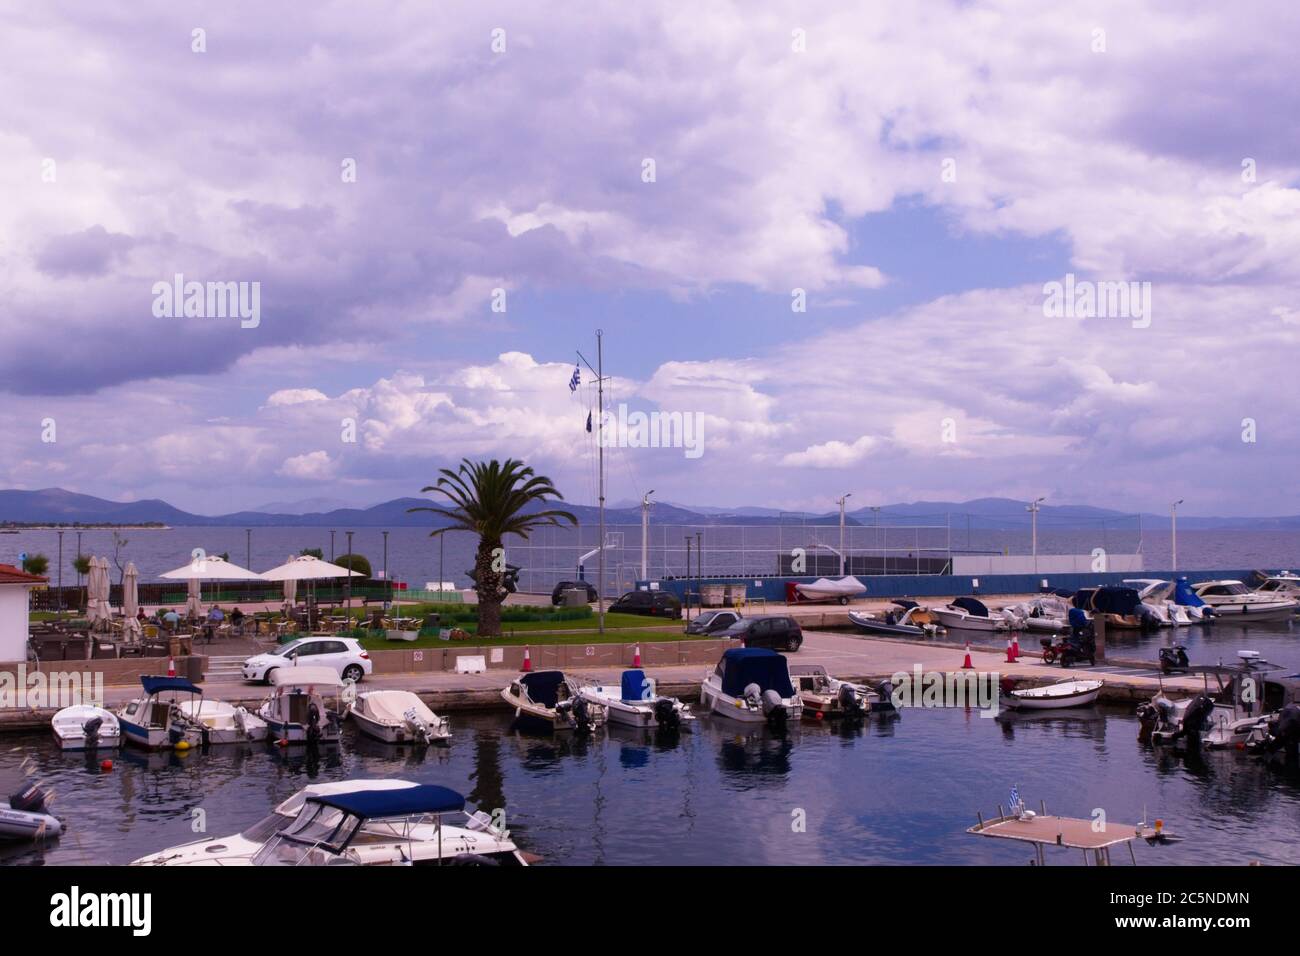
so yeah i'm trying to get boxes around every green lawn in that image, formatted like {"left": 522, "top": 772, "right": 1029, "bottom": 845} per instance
{"left": 359, "top": 625, "right": 706, "bottom": 650}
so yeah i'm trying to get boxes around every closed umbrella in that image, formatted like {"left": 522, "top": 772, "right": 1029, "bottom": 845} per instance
{"left": 122, "top": 562, "right": 141, "bottom": 642}
{"left": 282, "top": 555, "right": 298, "bottom": 610}
{"left": 87, "top": 557, "right": 112, "bottom": 630}
{"left": 186, "top": 578, "right": 202, "bottom": 619}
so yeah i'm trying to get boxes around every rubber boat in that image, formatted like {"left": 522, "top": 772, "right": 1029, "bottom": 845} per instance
{"left": 0, "top": 780, "right": 62, "bottom": 841}
{"left": 501, "top": 670, "right": 605, "bottom": 733}
{"left": 789, "top": 663, "right": 896, "bottom": 718}
{"left": 847, "top": 600, "right": 940, "bottom": 637}
{"left": 51, "top": 704, "right": 121, "bottom": 751}
{"left": 1190, "top": 580, "right": 1298, "bottom": 621}
{"left": 791, "top": 575, "right": 866, "bottom": 605}
{"left": 132, "top": 780, "right": 528, "bottom": 866}
{"left": 930, "top": 597, "right": 1012, "bottom": 632}
{"left": 258, "top": 666, "right": 344, "bottom": 745}
{"left": 1001, "top": 679, "right": 1102, "bottom": 711}
{"left": 348, "top": 690, "right": 451, "bottom": 744}
{"left": 699, "top": 647, "right": 803, "bottom": 726}
{"left": 577, "top": 669, "right": 694, "bottom": 730}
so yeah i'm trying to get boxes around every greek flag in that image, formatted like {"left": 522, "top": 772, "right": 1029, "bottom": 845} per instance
{"left": 1010, "top": 784, "right": 1020, "bottom": 808}
{"left": 568, "top": 364, "right": 581, "bottom": 392}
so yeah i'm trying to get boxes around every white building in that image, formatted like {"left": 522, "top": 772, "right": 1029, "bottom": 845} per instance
{"left": 0, "top": 563, "right": 46, "bottom": 662}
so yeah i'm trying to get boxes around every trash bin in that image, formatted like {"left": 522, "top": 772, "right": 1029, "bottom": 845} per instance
{"left": 725, "top": 584, "right": 747, "bottom": 606}
{"left": 700, "top": 584, "right": 726, "bottom": 607}
{"left": 561, "top": 588, "right": 589, "bottom": 607}
{"left": 423, "top": 613, "right": 441, "bottom": 630}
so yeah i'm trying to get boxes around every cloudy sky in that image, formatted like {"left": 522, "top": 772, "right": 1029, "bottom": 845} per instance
{"left": 1, "top": 1, "right": 1297, "bottom": 517}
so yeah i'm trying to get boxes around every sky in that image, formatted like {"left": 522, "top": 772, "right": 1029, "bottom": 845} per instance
{"left": 1, "top": 0, "right": 1298, "bottom": 517}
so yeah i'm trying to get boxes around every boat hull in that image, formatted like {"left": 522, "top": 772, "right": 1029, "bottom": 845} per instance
{"left": 700, "top": 680, "right": 802, "bottom": 724}
{"left": 1003, "top": 681, "right": 1102, "bottom": 710}
{"left": 932, "top": 609, "right": 1006, "bottom": 632}
{"left": 51, "top": 706, "right": 121, "bottom": 751}
{"left": 846, "top": 611, "right": 928, "bottom": 638}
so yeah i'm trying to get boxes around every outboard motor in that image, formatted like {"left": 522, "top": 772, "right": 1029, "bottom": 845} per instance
{"left": 875, "top": 679, "right": 897, "bottom": 713}
{"left": 837, "top": 682, "right": 863, "bottom": 717}
{"left": 81, "top": 716, "right": 103, "bottom": 746}
{"left": 571, "top": 694, "right": 595, "bottom": 733}
{"left": 9, "top": 781, "right": 53, "bottom": 815}
{"left": 1250, "top": 703, "right": 1300, "bottom": 760}
{"left": 306, "top": 702, "right": 322, "bottom": 745}
{"left": 653, "top": 697, "right": 680, "bottom": 731}
{"left": 1158, "top": 644, "right": 1189, "bottom": 674}
{"left": 1170, "top": 694, "right": 1216, "bottom": 749}
{"left": 743, "top": 682, "right": 763, "bottom": 710}
{"left": 405, "top": 706, "right": 432, "bottom": 744}
{"left": 760, "top": 689, "right": 787, "bottom": 728}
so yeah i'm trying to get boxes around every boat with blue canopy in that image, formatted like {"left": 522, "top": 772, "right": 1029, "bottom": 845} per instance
{"left": 116, "top": 676, "right": 266, "bottom": 749}
{"left": 699, "top": 647, "right": 802, "bottom": 726}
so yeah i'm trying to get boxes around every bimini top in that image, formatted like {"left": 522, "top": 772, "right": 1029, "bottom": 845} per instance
{"left": 270, "top": 665, "right": 344, "bottom": 688}
{"left": 621, "top": 669, "right": 651, "bottom": 703}
{"left": 952, "top": 597, "right": 990, "bottom": 617}
{"left": 719, "top": 647, "right": 795, "bottom": 698}
{"left": 520, "top": 670, "right": 566, "bottom": 708}
{"left": 141, "top": 675, "right": 202, "bottom": 696}
{"left": 309, "top": 783, "right": 466, "bottom": 819}
{"left": 1089, "top": 587, "right": 1142, "bottom": 616}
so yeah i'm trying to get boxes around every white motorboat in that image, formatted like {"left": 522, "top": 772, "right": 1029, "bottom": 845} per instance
{"left": 1253, "top": 572, "right": 1300, "bottom": 606}
{"left": 501, "top": 670, "right": 605, "bottom": 733}
{"left": 174, "top": 699, "right": 268, "bottom": 745}
{"left": 0, "top": 781, "right": 62, "bottom": 842}
{"left": 1122, "top": 579, "right": 1207, "bottom": 627}
{"left": 349, "top": 690, "right": 450, "bottom": 744}
{"left": 930, "top": 597, "right": 1011, "bottom": 632}
{"left": 115, "top": 676, "right": 211, "bottom": 750}
{"left": 1002, "top": 679, "right": 1102, "bottom": 711}
{"left": 792, "top": 575, "right": 866, "bottom": 605}
{"left": 788, "top": 663, "right": 895, "bottom": 718}
{"left": 699, "top": 647, "right": 803, "bottom": 726}
{"left": 51, "top": 704, "right": 121, "bottom": 751}
{"left": 258, "top": 666, "right": 344, "bottom": 745}
{"left": 847, "top": 600, "right": 940, "bottom": 637}
{"left": 1138, "top": 652, "right": 1300, "bottom": 750}
{"left": 577, "top": 669, "right": 694, "bottom": 730}
{"left": 1002, "top": 594, "right": 1071, "bottom": 633}
{"left": 132, "top": 780, "right": 528, "bottom": 866}
{"left": 1191, "top": 580, "right": 1298, "bottom": 621}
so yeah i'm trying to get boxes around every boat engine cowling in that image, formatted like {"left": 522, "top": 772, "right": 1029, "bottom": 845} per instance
{"left": 9, "top": 781, "right": 53, "bottom": 814}
{"left": 82, "top": 716, "right": 103, "bottom": 741}
{"left": 653, "top": 697, "right": 680, "bottom": 730}
{"left": 875, "top": 679, "right": 896, "bottom": 711}
{"left": 761, "top": 689, "right": 786, "bottom": 727}
{"left": 743, "top": 683, "right": 763, "bottom": 709}
{"left": 837, "top": 682, "right": 862, "bottom": 716}
{"left": 571, "top": 694, "right": 594, "bottom": 732}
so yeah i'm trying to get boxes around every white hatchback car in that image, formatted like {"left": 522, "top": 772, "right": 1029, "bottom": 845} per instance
{"left": 242, "top": 637, "right": 373, "bottom": 684}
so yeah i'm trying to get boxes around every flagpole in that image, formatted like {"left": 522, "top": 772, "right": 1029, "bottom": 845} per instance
{"left": 596, "top": 329, "right": 605, "bottom": 636}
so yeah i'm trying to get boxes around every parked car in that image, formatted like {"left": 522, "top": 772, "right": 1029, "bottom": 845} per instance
{"left": 242, "top": 637, "right": 373, "bottom": 684}
{"left": 609, "top": 589, "right": 682, "bottom": 618}
{"left": 721, "top": 615, "right": 803, "bottom": 652}
{"left": 685, "top": 609, "right": 742, "bottom": 635}
{"left": 550, "top": 580, "right": 598, "bottom": 605}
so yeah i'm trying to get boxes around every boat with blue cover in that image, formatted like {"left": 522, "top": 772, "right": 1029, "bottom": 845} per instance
{"left": 699, "top": 647, "right": 802, "bottom": 726}
{"left": 116, "top": 676, "right": 266, "bottom": 749}
{"left": 578, "top": 669, "right": 695, "bottom": 729}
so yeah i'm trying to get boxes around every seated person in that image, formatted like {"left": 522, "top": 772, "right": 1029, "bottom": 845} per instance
{"left": 136, "top": 607, "right": 148, "bottom": 622}
{"left": 207, "top": 605, "right": 225, "bottom": 624}
{"left": 229, "top": 606, "right": 245, "bottom": 624}
{"left": 161, "top": 609, "right": 180, "bottom": 629}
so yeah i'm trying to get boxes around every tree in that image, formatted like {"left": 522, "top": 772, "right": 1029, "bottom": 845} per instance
{"left": 111, "top": 531, "right": 129, "bottom": 588}
{"left": 299, "top": 547, "right": 324, "bottom": 559}
{"left": 22, "top": 553, "right": 49, "bottom": 576}
{"left": 335, "top": 554, "right": 372, "bottom": 578}
{"left": 73, "top": 554, "right": 91, "bottom": 611}
{"left": 409, "top": 459, "right": 575, "bottom": 637}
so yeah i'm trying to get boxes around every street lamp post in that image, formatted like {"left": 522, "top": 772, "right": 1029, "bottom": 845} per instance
{"left": 836, "top": 493, "right": 852, "bottom": 576}
{"left": 640, "top": 490, "right": 655, "bottom": 581}
{"left": 57, "top": 530, "right": 64, "bottom": 613}
{"left": 1027, "top": 497, "right": 1045, "bottom": 573}
{"left": 1171, "top": 499, "right": 1184, "bottom": 572}
{"left": 345, "top": 530, "right": 354, "bottom": 611}
{"left": 382, "top": 530, "right": 389, "bottom": 608}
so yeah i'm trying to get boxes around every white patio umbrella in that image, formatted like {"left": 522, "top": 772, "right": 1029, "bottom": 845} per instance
{"left": 159, "top": 554, "right": 264, "bottom": 618}
{"left": 260, "top": 555, "right": 357, "bottom": 625}
{"left": 86, "top": 557, "right": 112, "bottom": 630}
{"left": 122, "top": 562, "right": 142, "bottom": 642}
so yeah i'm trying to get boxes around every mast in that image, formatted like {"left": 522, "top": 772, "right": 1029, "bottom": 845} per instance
{"left": 597, "top": 329, "right": 605, "bottom": 635}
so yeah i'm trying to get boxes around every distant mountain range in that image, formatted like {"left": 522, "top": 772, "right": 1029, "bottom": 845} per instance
{"left": 2, "top": 487, "right": 1298, "bottom": 530}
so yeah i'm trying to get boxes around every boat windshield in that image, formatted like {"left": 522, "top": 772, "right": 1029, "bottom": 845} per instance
{"left": 249, "top": 802, "right": 364, "bottom": 865}
{"left": 1204, "top": 583, "right": 1249, "bottom": 596}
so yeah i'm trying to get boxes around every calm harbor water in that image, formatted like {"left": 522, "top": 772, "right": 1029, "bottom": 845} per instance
{"left": 3, "top": 526, "right": 1299, "bottom": 595}
{"left": 2, "top": 705, "right": 1299, "bottom": 867}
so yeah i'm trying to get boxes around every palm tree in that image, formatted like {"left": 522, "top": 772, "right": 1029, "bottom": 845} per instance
{"left": 409, "top": 459, "right": 576, "bottom": 637}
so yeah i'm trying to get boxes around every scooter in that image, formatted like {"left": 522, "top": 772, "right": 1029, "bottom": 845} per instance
{"left": 1040, "top": 630, "right": 1096, "bottom": 667}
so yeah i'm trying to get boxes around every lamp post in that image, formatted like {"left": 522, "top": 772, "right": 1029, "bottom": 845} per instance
{"left": 1171, "top": 499, "right": 1184, "bottom": 572}
{"left": 56, "top": 530, "right": 64, "bottom": 613}
{"left": 1027, "top": 497, "right": 1045, "bottom": 573}
{"left": 836, "top": 493, "right": 852, "bottom": 576}
{"left": 640, "top": 490, "right": 655, "bottom": 581}
{"left": 870, "top": 506, "right": 882, "bottom": 573}
{"left": 382, "top": 530, "right": 389, "bottom": 608}
{"left": 345, "top": 530, "right": 354, "bottom": 611}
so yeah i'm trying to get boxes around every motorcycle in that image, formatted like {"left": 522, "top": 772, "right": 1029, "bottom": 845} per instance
{"left": 1040, "top": 629, "right": 1096, "bottom": 667}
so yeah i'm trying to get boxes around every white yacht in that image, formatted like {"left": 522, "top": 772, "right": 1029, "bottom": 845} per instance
{"left": 699, "top": 647, "right": 802, "bottom": 726}
{"left": 1254, "top": 572, "right": 1300, "bottom": 604}
{"left": 930, "top": 597, "right": 1013, "bottom": 632}
{"left": 131, "top": 780, "right": 527, "bottom": 866}
{"left": 1190, "top": 580, "right": 1298, "bottom": 621}
{"left": 349, "top": 690, "right": 451, "bottom": 744}
{"left": 577, "top": 669, "right": 694, "bottom": 730}
{"left": 1123, "top": 579, "right": 1207, "bottom": 626}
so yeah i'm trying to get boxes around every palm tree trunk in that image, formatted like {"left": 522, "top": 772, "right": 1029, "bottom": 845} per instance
{"left": 475, "top": 539, "right": 504, "bottom": 637}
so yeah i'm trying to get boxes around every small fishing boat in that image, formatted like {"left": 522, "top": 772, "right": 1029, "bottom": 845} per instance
{"left": 930, "top": 597, "right": 1011, "bottom": 633}
{"left": 349, "top": 690, "right": 451, "bottom": 744}
{"left": 258, "top": 666, "right": 344, "bottom": 745}
{"left": 0, "top": 780, "right": 62, "bottom": 842}
{"left": 789, "top": 663, "right": 895, "bottom": 718}
{"left": 1001, "top": 679, "right": 1102, "bottom": 711}
{"left": 51, "top": 705, "right": 121, "bottom": 751}
{"left": 577, "top": 669, "right": 694, "bottom": 730}
{"left": 116, "top": 676, "right": 207, "bottom": 750}
{"left": 174, "top": 699, "right": 268, "bottom": 745}
{"left": 501, "top": 670, "right": 606, "bottom": 733}
{"left": 847, "top": 600, "right": 940, "bottom": 637}
{"left": 699, "top": 647, "right": 803, "bottom": 726}
{"left": 133, "top": 780, "right": 528, "bottom": 866}
{"left": 1191, "top": 580, "right": 1298, "bottom": 620}
{"left": 791, "top": 575, "right": 866, "bottom": 605}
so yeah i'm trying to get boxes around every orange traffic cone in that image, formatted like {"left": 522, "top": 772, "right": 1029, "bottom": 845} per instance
{"left": 1011, "top": 634, "right": 1021, "bottom": 662}
{"left": 167, "top": 657, "right": 176, "bottom": 677}
{"left": 633, "top": 644, "right": 641, "bottom": 667}
{"left": 1005, "top": 638, "right": 1016, "bottom": 663}
{"left": 961, "top": 642, "right": 974, "bottom": 669}
{"left": 522, "top": 646, "right": 532, "bottom": 673}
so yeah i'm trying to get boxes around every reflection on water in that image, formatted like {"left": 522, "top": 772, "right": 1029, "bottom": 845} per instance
{"left": 2, "top": 705, "right": 1298, "bottom": 867}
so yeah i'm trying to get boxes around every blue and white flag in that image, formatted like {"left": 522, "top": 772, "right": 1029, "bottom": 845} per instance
{"left": 1010, "top": 784, "right": 1020, "bottom": 808}
{"left": 585, "top": 410, "right": 593, "bottom": 433}
{"left": 568, "top": 364, "right": 581, "bottom": 392}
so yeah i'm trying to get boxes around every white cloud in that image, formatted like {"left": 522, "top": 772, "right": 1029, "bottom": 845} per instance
{"left": 278, "top": 450, "right": 337, "bottom": 480}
